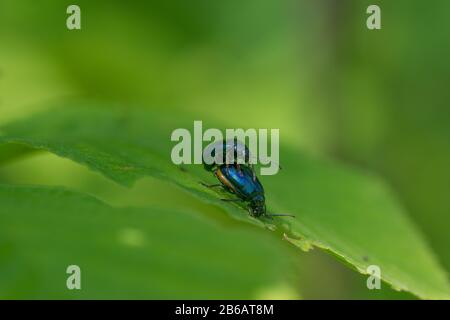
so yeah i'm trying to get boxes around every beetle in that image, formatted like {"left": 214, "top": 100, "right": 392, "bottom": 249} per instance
{"left": 201, "top": 164, "right": 294, "bottom": 219}
{"left": 202, "top": 138, "right": 281, "bottom": 180}
{"left": 203, "top": 138, "right": 253, "bottom": 175}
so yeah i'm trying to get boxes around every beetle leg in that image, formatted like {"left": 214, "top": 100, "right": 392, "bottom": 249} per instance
{"left": 199, "top": 182, "right": 222, "bottom": 188}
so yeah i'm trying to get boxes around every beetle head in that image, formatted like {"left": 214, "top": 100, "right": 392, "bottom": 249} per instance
{"left": 249, "top": 198, "right": 266, "bottom": 217}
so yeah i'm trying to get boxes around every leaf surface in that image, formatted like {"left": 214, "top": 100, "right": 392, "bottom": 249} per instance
{"left": 0, "top": 184, "right": 295, "bottom": 299}
{"left": 0, "top": 103, "right": 448, "bottom": 299}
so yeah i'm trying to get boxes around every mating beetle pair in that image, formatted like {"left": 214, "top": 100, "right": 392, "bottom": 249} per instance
{"left": 201, "top": 139, "right": 294, "bottom": 219}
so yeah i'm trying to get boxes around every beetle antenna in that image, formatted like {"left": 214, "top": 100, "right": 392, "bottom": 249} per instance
{"left": 267, "top": 213, "right": 295, "bottom": 218}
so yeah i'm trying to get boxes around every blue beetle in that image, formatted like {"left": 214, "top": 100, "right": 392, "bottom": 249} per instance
{"left": 202, "top": 164, "right": 294, "bottom": 219}
{"left": 203, "top": 138, "right": 282, "bottom": 181}
{"left": 203, "top": 138, "right": 254, "bottom": 178}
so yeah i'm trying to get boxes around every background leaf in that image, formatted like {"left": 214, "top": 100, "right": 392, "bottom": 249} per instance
{"left": 0, "top": 103, "right": 448, "bottom": 299}
{"left": 0, "top": 184, "right": 297, "bottom": 299}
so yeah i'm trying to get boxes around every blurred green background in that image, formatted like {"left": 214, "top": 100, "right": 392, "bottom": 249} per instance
{"left": 0, "top": 0, "right": 449, "bottom": 299}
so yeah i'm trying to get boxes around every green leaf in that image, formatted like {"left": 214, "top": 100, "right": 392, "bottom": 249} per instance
{"left": 0, "top": 184, "right": 297, "bottom": 299}
{"left": 0, "top": 102, "right": 448, "bottom": 299}
{"left": 0, "top": 144, "right": 35, "bottom": 164}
